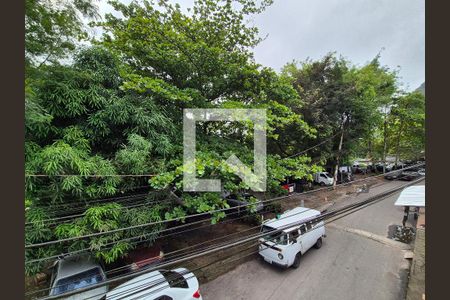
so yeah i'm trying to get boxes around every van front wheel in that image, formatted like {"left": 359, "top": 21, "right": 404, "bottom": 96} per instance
{"left": 292, "top": 252, "right": 301, "bottom": 268}
{"left": 314, "top": 237, "right": 323, "bottom": 249}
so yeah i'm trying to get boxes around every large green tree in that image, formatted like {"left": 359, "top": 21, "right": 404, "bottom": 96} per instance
{"left": 280, "top": 54, "right": 398, "bottom": 166}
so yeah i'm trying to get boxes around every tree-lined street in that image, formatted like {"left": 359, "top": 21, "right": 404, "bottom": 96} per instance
{"left": 24, "top": 1, "right": 425, "bottom": 299}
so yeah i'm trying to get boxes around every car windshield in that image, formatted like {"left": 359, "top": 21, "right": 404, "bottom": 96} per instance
{"left": 52, "top": 267, "right": 103, "bottom": 295}
{"left": 261, "top": 225, "right": 288, "bottom": 245}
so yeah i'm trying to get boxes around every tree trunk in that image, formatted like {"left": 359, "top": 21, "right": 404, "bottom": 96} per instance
{"left": 333, "top": 124, "right": 345, "bottom": 189}
{"left": 395, "top": 118, "right": 404, "bottom": 167}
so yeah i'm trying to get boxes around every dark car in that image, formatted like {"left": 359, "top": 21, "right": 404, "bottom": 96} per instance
{"left": 398, "top": 171, "right": 421, "bottom": 181}
{"left": 281, "top": 177, "right": 312, "bottom": 193}
{"left": 375, "top": 162, "right": 393, "bottom": 173}
{"left": 384, "top": 170, "right": 402, "bottom": 180}
{"left": 225, "top": 193, "right": 264, "bottom": 213}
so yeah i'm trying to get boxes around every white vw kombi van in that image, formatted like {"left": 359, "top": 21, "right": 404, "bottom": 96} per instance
{"left": 258, "top": 207, "right": 325, "bottom": 268}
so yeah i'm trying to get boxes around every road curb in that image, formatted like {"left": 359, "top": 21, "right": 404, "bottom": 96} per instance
{"left": 327, "top": 223, "right": 413, "bottom": 250}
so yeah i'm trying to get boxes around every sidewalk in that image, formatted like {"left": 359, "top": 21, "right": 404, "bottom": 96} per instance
{"left": 406, "top": 208, "right": 425, "bottom": 300}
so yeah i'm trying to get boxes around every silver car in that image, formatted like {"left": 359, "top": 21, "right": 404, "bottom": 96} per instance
{"left": 49, "top": 255, "right": 108, "bottom": 300}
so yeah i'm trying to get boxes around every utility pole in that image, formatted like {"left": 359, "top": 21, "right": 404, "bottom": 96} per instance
{"left": 333, "top": 120, "right": 345, "bottom": 189}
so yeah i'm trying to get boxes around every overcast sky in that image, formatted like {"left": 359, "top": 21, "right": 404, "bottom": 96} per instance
{"left": 97, "top": 0, "right": 424, "bottom": 91}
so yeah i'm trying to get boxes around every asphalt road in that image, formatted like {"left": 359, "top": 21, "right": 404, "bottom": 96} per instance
{"left": 201, "top": 179, "right": 424, "bottom": 300}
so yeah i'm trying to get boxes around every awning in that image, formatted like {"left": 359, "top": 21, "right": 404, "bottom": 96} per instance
{"left": 394, "top": 185, "right": 425, "bottom": 207}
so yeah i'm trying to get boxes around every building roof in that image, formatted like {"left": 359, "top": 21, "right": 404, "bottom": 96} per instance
{"left": 394, "top": 185, "right": 425, "bottom": 207}
{"left": 263, "top": 206, "right": 320, "bottom": 229}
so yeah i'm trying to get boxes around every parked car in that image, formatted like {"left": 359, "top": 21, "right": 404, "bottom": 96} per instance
{"left": 375, "top": 162, "right": 394, "bottom": 172}
{"left": 313, "top": 172, "right": 334, "bottom": 186}
{"left": 225, "top": 193, "right": 264, "bottom": 212}
{"left": 105, "top": 268, "right": 202, "bottom": 300}
{"left": 336, "top": 166, "right": 353, "bottom": 184}
{"left": 418, "top": 168, "right": 426, "bottom": 176}
{"left": 384, "top": 170, "right": 402, "bottom": 180}
{"left": 338, "top": 166, "right": 350, "bottom": 173}
{"left": 352, "top": 162, "right": 368, "bottom": 174}
{"left": 374, "top": 162, "right": 384, "bottom": 172}
{"left": 258, "top": 207, "right": 325, "bottom": 269}
{"left": 281, "top": 177, "right": 312, "bottom": 193}
{"left": 281, "top": 182, "right": 295, "bottom": 194}
{"left": 49, "top": 255, "right": 108, "bottom": 300}
{"left": 398, "top": 171, "right": 421, "bottom": 181}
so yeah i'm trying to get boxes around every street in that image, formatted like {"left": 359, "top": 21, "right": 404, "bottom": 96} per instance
{"left": 201, "top": 180, "right": 424, "bottom": 300}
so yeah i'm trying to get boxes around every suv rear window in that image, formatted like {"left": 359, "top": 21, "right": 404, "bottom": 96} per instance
{"left": 52, "top": 267, "right": 104, "bottom": 295}
{"left": 160, "top": 271, "right": 188, "bottom": 289}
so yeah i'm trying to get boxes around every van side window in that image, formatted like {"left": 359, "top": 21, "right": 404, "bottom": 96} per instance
{"left": 305, "top": 222, "right": 312, "bottom": 231}
{"left": 291, "top": 230, "right": 300, "bottom": 240}
{"left": 299, "top": 224, "right": 306, "bottom": 235}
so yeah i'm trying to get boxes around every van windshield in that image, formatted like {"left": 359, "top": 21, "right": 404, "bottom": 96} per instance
{"left": 261, "top": 225, "right": 288, "bottom": 245}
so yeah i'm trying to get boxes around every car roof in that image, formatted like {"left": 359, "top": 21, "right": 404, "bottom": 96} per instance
{"left": 55, "top": 255, "right": 103, "bottom": 280}
{"left": 106, "top": 268, "right": 196, "bottom": 300}
{"left": 263, "top": 207, "right": 320, "bottom": 229}
{"left": 106, "top": 270, "right": 166, "bottom": 299}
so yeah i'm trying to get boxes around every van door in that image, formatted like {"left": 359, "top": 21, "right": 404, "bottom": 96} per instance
{"left": 305, "top": 221, "right": 317, "bottom": 250}
{"left": 300, "top": 222, "right": 317, "bottom": 251}
{"left": 298, "top": 224, "right": 309, "bottom": 253}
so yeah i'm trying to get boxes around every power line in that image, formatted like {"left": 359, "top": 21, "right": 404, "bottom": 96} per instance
{"left": 25, "top": 174, "right": 157, "bottom": 177}
{"left": 26, "top": 206, "right": 275, "bottom": 265}
{"left": 29, "top": 196, "right": 342, "bottom": 296}
{"left": 283, "top": 132, "right": 341, "bottom": 159}
{"left": 26, "top": 197, "right": 167, "bottom": 227}
{"left": 25, "top": 162, "right": 423, "bottom": 249}
{"left": 26, "top": 189, "right": 172, "bottom": 226}
{"left": 27, "top": 204, "right": 317, "bottom": 297}
{"left": 32, "top": 177, "right": 423, "bottom": 300}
